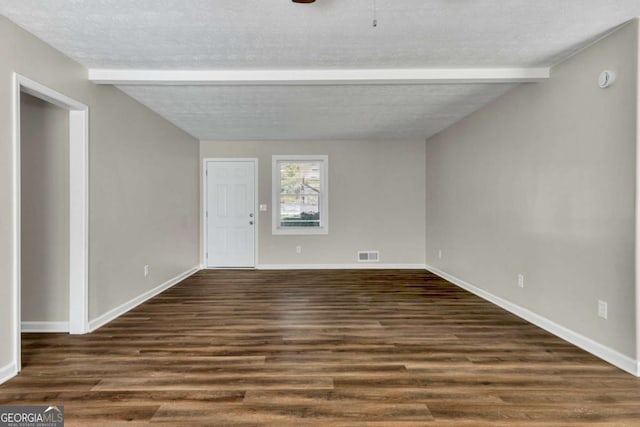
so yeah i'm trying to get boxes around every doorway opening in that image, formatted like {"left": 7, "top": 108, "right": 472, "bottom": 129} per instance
{"left": 12, "top": 74, "right": 89, "bottom": 372}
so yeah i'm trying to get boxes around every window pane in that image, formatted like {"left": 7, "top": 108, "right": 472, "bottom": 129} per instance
{"left": 279, "top": 162, "right": 321, "bottom": 194}
{"left": 279, "top": 161, "right": 322, "bottom": 228}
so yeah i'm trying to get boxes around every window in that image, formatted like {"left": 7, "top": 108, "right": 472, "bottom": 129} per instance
{"left": 272, "top": 155, "right": 328, "bottom": 235}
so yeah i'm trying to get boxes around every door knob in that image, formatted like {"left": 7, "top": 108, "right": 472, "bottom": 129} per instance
{"left": 249, "top": 213, "right": 254, "bottom": 218}
{"left": 249, "top": 221, "right": 254, "bottom": 225}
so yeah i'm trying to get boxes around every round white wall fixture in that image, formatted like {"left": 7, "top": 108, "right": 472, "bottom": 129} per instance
{"left": 598, "top": 70, "right": 616, "bottom": 88}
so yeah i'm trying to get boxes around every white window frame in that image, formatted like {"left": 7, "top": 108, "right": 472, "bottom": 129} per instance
{"left": 272, "top": 155, "right": 328, "bottom": 235}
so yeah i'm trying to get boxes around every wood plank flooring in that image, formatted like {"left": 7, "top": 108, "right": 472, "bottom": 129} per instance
{"left": 1, "top": 269, "right": 639, "bottom": 426}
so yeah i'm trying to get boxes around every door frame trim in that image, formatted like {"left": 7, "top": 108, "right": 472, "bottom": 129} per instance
{"left": 12, "top": 73, "right": 90, "bottom": 373}
{"left": 202, "top": 158, "right": 258, "bottom": 268}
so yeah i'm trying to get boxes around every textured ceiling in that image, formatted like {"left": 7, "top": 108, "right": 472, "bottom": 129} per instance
{"left": 2, "top": 0, "right": 639, "bottom": 69}
{"left": 2, "top": 0, "right": 640, "bottom": 140}
{"left": 118, "top": 84, "right": 517, "bottom": 141}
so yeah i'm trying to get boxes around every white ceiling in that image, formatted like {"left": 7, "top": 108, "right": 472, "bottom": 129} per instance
{"left": 117, "top": 84, "right": 517, "bottom": 141}
{"left": 2, "top": 0, "right": 640, "bottom": 141}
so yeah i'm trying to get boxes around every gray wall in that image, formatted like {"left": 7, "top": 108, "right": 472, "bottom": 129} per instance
{"left": 201, "top": 140, "right": 426, "bottom": 266}
{"left": 425, "top": 21, "right": 638, "bottom": 358}
{"left": 20, "top": 93, "right": 69, "bottom": 323}
{"left": 90, "top": 85, "right": 200, "bottom": 316}
{"left": 0, "top": 16, "right": 200, "bottom": 371}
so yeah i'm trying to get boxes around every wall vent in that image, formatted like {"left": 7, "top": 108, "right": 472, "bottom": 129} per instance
{"left": 357, "top": 251, "right": 380, "bottom": 262}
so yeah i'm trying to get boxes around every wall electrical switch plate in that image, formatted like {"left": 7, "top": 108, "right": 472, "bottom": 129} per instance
{"left": 144, "top": 265, "right": 150, "bottom": 277}
{"left": 438, "top": 249, "right": 442, "bottom": 259}
{"left": 296, "top": 245, "right": 302, "bottom": 254}
{"left": 598, "top": 300, "right": 608, "bottom": 319}
{"left": 259, "top": 204, "right": 268, "bottom": 212}
{"left": 517, "top": 274, "right": 524, "bottom": 288}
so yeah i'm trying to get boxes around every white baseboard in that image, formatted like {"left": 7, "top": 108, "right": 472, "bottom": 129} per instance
{"left": 21, "top": 321, "right": 69, "bottom": 333}
{"left": 0, "top": 362, "right": 18, "bottom": 385}
{"left": 89, "top": 265, "right": 201, "bottom": 332}
{"left": 426, "top": 265, "right": 639, "bottom": 377}
{"left": 257, "top": 263, "right": 426, "bottom": 270}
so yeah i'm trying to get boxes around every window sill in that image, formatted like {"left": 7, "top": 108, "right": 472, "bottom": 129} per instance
{"left": 272, "top": 227, "right": 329, "bottom": 235}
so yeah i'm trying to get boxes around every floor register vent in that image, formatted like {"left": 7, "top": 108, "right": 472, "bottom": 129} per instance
{"left": 357, "top": 251, "right": 380, "bottom": 262}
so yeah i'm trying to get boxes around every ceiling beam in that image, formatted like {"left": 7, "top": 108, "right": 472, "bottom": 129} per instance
{"left": 88, "top": 68, "right": 549, "bottom": 85}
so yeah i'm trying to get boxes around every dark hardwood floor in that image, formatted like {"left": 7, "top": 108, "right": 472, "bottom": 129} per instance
{"left": 1, "top": 269, "right": 639, "bottom": 426}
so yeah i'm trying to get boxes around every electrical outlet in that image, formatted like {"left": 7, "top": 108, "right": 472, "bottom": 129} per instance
{"left": 296, "top": 245, "right": 302, "bottom": 254}
{"left": 259, "top": 204, "right": 268, "bottom": 212}
{"left": 144, "top": 265, "right": 150, "bottom": 277}
{"left": 598, "top": 300, "right": 608, "bottom": 319}
{"left": 438, "top": 249, "right": 442, "bottom": 259}
{"left": 517, "top": 274, "right": 524, "bottom": 288}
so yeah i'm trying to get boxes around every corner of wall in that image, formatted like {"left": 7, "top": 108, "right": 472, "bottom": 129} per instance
{"left": 634, "top": 16, "right": 640, "bottom": 372}
{"left": 0, "top": 361, "right": 18, "bottom": 386}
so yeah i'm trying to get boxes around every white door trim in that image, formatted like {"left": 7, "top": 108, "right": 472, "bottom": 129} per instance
{"left": 202, "top": 158, "right": 258, "bottom": 268}
{"left": 12, "top": 74, "right": 90, "bottom": 372}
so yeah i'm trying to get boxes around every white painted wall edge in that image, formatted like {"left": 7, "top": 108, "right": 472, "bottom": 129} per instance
{"left": 21, "top": 321, "right": 69, "bottom": 333}
{"left": 0, "top": 362, "right": 18, "bottom": 386}
{"left": 426, "top": 265, "right": 640, "bottom": 377}
{"left": 257, "top": 264, "right": 426, "bottom": 270}
{"left": 89, "top": 68, "right": 550, "bottom": 86}
{"left": 12, "top": 73, "right": 91, "bottom": 375}
{"left": 88, "top": 265, "right": 201, "bottom": 332}
{"left": 635, "top": 15, "right": 640, "bottom": 381}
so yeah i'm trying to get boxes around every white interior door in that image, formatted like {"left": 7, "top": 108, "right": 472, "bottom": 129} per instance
{"left": 206, "top": 160, "right": 256, "bottom": 267}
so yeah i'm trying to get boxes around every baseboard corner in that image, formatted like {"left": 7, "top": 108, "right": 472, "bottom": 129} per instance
{"left": 0, "top": 362, "right": 18, "bottom": 385}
